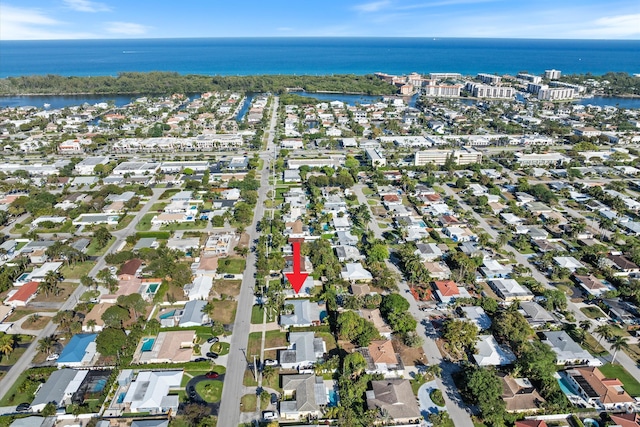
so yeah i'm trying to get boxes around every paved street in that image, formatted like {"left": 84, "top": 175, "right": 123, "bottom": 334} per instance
{"left": 352, "top": 184, "right": 474, "bottom": 427}
{"left": 217, "top": 96, "right": 279, "bottom": 427}
{"left": 0, "top": 187, "right": 164, "bottom": 402}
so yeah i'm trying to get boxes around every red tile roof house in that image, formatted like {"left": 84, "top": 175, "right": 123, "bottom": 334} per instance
{"left": 432, "top": 280, "right": 470, "bottom": 304}
{"left": 515, "top": 421, "right": 548, "bottom": 427}
{"left": 5, "top": 281, "right": 39, "bottom": 307}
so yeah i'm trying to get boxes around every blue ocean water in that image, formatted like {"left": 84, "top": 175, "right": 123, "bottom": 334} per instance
{"left": 1, "top": 37, "right": 639, "bottom": 78}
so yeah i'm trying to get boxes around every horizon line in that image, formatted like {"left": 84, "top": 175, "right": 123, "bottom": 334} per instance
{"left": 2, "top": 35, "right": 640, "bottom": 42}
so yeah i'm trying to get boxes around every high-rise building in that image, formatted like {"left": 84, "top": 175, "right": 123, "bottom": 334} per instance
{"left": 545, "top": 69, "right": 561, "bottom": 80}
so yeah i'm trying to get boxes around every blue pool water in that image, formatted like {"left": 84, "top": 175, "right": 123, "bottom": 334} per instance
{"left": 159, "top": 310, "right": 176, "bottom": 319}
{"left": 92, "top": 379, "right": 107, "bottom": 392}
{"left": 146, "top": 283, "right": 159, "bottom": 294}
{"left": 583, "top": 419, "right": 599, "bottom": 427}
{"left": 117, "top": 392, "right": 126, "bottom": 404}
{"left": 141, "top": 338, "right": 155, "bottom": 352}
{"left": 319, "top": 310, "right": 328, "bottom": 321}
{"left": 328, "top": 390, "right": 339, "bottom": 407}
{"left": 418, "top": 221, "right": 426, "bottom": 227}
{"left": 17, "top": 273, "right": 29, "bottom": 282}
{"left": 557, "top": 377, "right": 577, "bottom": 396}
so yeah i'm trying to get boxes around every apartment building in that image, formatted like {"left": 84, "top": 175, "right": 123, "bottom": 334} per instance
{"left": 414, "top": 147, "right": 482, "bottom": 166}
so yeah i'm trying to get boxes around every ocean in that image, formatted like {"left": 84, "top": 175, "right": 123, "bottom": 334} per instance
{"left": 1, "top": 37, "right": 639, "bottom": 78}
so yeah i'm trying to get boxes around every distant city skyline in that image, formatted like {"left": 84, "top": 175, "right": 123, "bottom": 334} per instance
{"left": 1, "top": 0, "right": 639, "bottom": 41}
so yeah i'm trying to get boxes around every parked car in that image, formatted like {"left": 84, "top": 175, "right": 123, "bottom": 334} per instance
{"left": 262, "top": 411, "right": 278, "bottom": 421}
{"left": 205, "top": 371, "right": 219, "bottom": 379}
{"left": 15, "top": 403, "right": 31, "bottom": 412}
{"left": 270, "top": 393, "right": 279, "bottom": 404}
{"left": 263, "top": 359, "right": 277, "bottom": 366}
{"left": 206, "top": 352, "right": 219, "bottom": 359}
{"left": 46, "top": 353, "right": 59, "bottom": 361}
{"left": 207, "top": 336, "right": 219, "bottom": 344}
{"left": 223, "top": 274, "right": 235, "bottom": 279}
{"left": 194, "top": 357, "right": 208, "bottom": 362}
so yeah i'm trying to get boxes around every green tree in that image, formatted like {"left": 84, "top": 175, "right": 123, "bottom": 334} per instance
{"left": 442, "top": 319, "right": 478, "bottom": 356}
{"left": 463, "top": 365, "right": 506, "bottom": 426}
{"left": 92, "top": 227, "right": 113, "bottom": 249}
{"left": 610, "top": 336, "right": 629, "bottom": 363}
{"left": 102, "top": 305, "right": 130, "bottom": 328}
{"left": 96, "top": 327, "right": 127, "bottom": 357}
{"left": 42, "top": 402, "right": 57, "bottom": 417}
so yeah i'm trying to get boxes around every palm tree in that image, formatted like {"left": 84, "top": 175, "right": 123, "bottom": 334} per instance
{"left": 86, "top": 319, "right": 97, "bottom": 332}
{"left": 594, "top": 324, "right": 614, "bottom": 344}
{"left": 610, "top": 336, "right": 629, "bottom": 364}
{"left": 37, "top": 335, "right": 57, "bottom": 355}
{"left": 0, "top": 333, "right": 15, "bottom": 361}
{"left": 579, "top": 320, "right": 592, "bottom": 332}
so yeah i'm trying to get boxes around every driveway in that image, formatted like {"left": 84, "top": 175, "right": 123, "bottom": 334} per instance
{"left": 418, "top": 381, "right": 446, "bottom": 420}
{"left": 185, "top": 374, "right": 226, "bottom": 415}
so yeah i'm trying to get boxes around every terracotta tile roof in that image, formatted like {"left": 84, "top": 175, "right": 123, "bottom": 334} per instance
{"left": 433, "top": 280, "right": 459, "bottom": 297}
{"left": 6, "top": 281, "right": 38, "bottom": 303}
{"left": 119, "top": 258, "right": 142, "bottom": 276}
{"left": 515, "top": 421, "right": 548, "bottom": 427}
{"left": 609, "top": 413, "right": 640, "bottom": 427}
{"left": 367, "top": 340, "right": 397, "bottom": 364}
{"left": 571, "top": 367, "right": 634, "bottom": 405}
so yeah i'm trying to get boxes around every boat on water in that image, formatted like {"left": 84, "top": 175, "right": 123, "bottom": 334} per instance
{"left": 43, "top": 103, "right": 51, "bottom": 108}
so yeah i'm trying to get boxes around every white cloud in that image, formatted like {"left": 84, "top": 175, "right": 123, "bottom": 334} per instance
{"left": 353, "top": 1, "right": 391, "bottom": 12}
{"left": 0, "top": 4, "right": 95, "bottom": 40}
{"left": 106, "top": 21, "right": 150, "bottom": 36}
{"left": 587, "top": 13, "right": 640, "bottom": 38}
{"left": 63, "top": 0, "right": 110, "bottom": 13}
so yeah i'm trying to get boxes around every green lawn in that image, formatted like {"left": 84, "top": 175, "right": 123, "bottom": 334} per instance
{"left": 135, "top": 213, "right": 156, "bottom": 231}
{"left": 111, "top": 214, "right": 134, "bottom": 231}
{"left": 195, "top": 380, "right": 223, "bottom": 403}
{"left": 160, "top": 221, "right": 207, "bottom": 231}
{"left": 599, "top": 363, "right": 640, "bottom": 396}
{"left": 217, "top": 257, "right": 246, "bottom": 275}
{"left": 86, "top": 236, "right": 116, "bottom": 257}
{"left": 0, "top": 367, "right": 56, "bottom": 406}
{"left": 251, "top": 305, "right": 264, "bottom": 324}
{"left": 209, "top": 341, "right": 230, "bottom": 356}
{"left": 361, "top": 187, "right": 375, "bottom": 195}
{"left": 60, "top": 261, "right": 94, "bottom": 280}
{"left": 247, "top": 332, "right": 262, "bottom": 360}
{"left": 240, "top": 393, "right": 257, "bottom": 412}
{"left": 580, "top": 306, "right": 606, "bottom": 319}
{"left": 160, "top": 189, "right": 181, "bottom": 199}
{"left": 150, "top": 202, "right": 168, "bottom": 211}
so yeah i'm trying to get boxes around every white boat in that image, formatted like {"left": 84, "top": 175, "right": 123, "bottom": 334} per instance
{"left": 43, "top": 103, "right": 51, "bottom": 108}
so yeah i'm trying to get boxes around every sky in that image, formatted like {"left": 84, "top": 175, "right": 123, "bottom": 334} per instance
{"left": 1, "top": 0, "right": 639, "bottom": 40}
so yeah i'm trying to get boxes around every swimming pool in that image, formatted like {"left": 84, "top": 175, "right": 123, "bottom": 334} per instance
{"left": 557, "top": 376, "right": 578, "bottom": 396}
{"left": 92, "top": 378, "right": 107, "bottom": 392}
{"left": 327, "top": 390, "right": 339, "bottom": 407}
{"left": 159, "top": 309, "right": 176, "bottom": 319}
{"left": 583, "top": 419, "right": 599, "bottom": 427}
{"left": 146, "top": 283, "right": 159, "bottom": 294}
{"left": 117, "top": 392, "right": 126, "bottom": 404}
{"left": 17, "top": 273, "right": 29, "bottom": 282}
{"left": 320, "top": 310, "right": 328, "bottom": 321}
{"left": 141, "top": 338, "right": 155, "bottom": 352}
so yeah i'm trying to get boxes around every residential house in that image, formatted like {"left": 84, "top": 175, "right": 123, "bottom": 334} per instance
{"left": 31, "top": 368, "right": 88, "bottom": 412}
{"left": 358, "top": 308, "right": 393, "bottom": 338}
{"left": 178, "top": 300, "right": 209, "bottom": 327}
{"left": 474, "top": 334, "right": 517, "bottom": 366}
{"left": 136, "top": 331, "right": 195, "bottom": 364}
{"left": 540, "top": 331, "right": 601, "bottom": 366}
{"left": 565, "top": 366, "right": 634, "bottom": 409}
{"left": 488, "top": 279, "right": 534, "bottom": 302}
{"left": 609, "top": 413, "right": 640, "bottom": 427}
{"left": 341, "top": 263, "right": 373, "bottom": 283}
{"left": 604, "top": 254, "right": 640, "bottom": 276}
{"left": 424, "top": 262, "right": 452, "bottom": 280}
{"left": 432, "top": 280, "right": 470, "bottom": 304}
{"left": 121, "top": 370, "right": 182, "bottom": 415}
{"left": 82, "top": 303, "right": 113, "bottom": 332}
{"left": 500, "top": 374, "right": 545, "bottom": 412}
{"left": 515, "top": 421, "right": 548, "bottom": 427}
{"left": 57, "top": 333, "right": 98, "bottom": 367}
{"left": 279, "top": 332, "right": 326, "bottom": 370}
{"left": 480, "top": 259, "right": 512, "bottom": 279}
{"left": 518, "top": 301, "right": 555, "bottom": 328}
{"left": 414, "top": 243, "right": 443, "bottom": 262}
{"left": 4, "top": 281, "right": 38, "bottom": 307}
{"left": 118, "top": 259, "right": 143, "bottom": 281}
{"left": 280, "top": 299, "right": 323, "bottom": 328}
{"left": 334, "top": 246, "right": 364, "bottom": 263}
{"left": 458, "top": 306, "right": 492, "bottom": 330}
{"left": 574, "top": 274, "right": 611, "bottom": 297}
{"left": 553, "top": 256, "right": 586, "bottom": 273}
{"left": 183, "top": 276, "right": 213, "bottom": 301}
{"left": 280, "top": 374, "right": 327, "bottom": 420}
{"left": 356, "top": 340, "right": 403, "bottom": 376}
{"left": 366, "top": 380, "right": 421, "bottom": 425}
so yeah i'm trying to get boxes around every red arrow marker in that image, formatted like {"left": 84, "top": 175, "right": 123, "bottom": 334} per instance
{"left": 285, "top": 241, "right": 308, "bottom": 294}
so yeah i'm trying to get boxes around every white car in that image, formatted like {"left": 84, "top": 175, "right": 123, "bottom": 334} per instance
{"left": 46, "top": 353, "right": 59, "bottom": 361}
{"left": 262, "top": 411, "right": 278, "bottom": 421}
